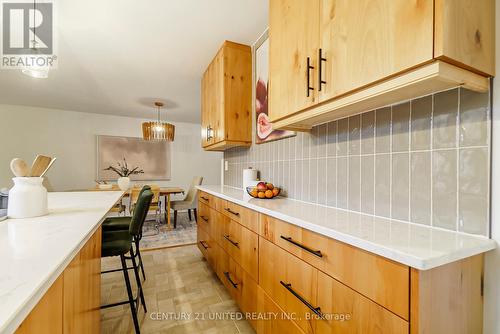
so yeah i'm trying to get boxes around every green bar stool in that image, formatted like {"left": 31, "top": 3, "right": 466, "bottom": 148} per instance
{"left": 102, "top": 185, "right": 151, "bottom": 280}
{"left": 101, "top": 189, "right": 153, "bottom": 334}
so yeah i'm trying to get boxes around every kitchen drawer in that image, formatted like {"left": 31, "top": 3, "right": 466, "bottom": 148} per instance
{"left": 256, "top": 286, "right": 305, "bottom": 334}
{"left": 220, "top": 216, "right": 259, "bottom": 282}
{"left": 197, "top": 225, "right": 217, "bottom": 270}
{"left": 197, "top": 202, "right": 211, "bottom": 234}
{"left": 221, "top": 200, "right": 259, "bottom": 233}
{"left": 199, "top": 191, "right": 224, "bottom": 211}
{"left": 217, "top": 249, "right": 259, "bottom": 330}
{"left": 259, "top": 237, "right": 317, "bottom": 334}
{"left": 198, "top": 191, "right": 212, "bottom": 206}
{"left": 260, "top": 214, "right": 409, "bottom": 320}
{"left": 315, "top": 271, "right": 408, "bottom": 334}
{"left": 198, "top": 203, "right": 220, "bottom": 239}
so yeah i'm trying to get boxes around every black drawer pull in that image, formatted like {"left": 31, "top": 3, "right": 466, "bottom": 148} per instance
{"left": 318, "top": 48, "right": 327, "bottom": 91}
{"left": 200, "top": 215, "right": 209, "bottom": 222}
{"left": 199, "top": 240, "right": 209, "bottom": 250}
{"left": 200, "top": 196, "right": 209, "bottom": 201}
{"left": 280, "top": 236, "right": 323, "bottom": 258}
{"left": 224, "top": 272, "right": 239, "bottom": 288}
{"left": 306, "top": 57, "right": 314, "bottom": 97}
{"left": 224, "top": 208, "right": 240, "bottom": 216}
{"left": 224, "top": 235, "right": 239, "bottom": 248}
{"left": 280, "top": 281, "right": 322, "bottom": 317}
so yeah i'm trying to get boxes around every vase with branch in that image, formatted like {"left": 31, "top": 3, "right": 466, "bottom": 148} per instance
{"left": 103, "top": 158, "right": 144, "bottom": 190}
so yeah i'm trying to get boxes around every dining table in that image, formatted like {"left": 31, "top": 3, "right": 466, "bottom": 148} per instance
{"left": 88, "top": 185, "right": 184, "bottom": 229}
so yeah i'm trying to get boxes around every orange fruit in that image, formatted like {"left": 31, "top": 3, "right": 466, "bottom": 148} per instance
{"left": 265, "top": 190, "right": 273, "bottom": 198}
{"left": 272, "top": 188, "right": 280, "bottom": 196}
{"left": 250, "top": 189, "right": 258, "bottom": 197}
{"left": 266, "top": 183, "right": 274, "bottom": 190}
{"left": 258, "top": 191, "right": 266, "bottom": 199}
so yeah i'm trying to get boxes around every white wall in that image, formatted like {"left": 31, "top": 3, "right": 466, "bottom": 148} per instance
{"left": 484, "top": 1, "right": 499, "bottom": 332}
{"left": 0, "top": 105, "right": 222, "bottom": 196}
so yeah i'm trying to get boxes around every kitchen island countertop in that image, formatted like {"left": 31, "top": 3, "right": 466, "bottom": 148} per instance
{"left": 0, "top": 191, "right": 123, "bottom": 334}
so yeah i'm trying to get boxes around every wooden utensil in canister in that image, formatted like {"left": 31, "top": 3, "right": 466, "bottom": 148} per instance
{"left": 10, "top": 158, "right": 29, "bottom": 177}
{"left": 39, "top": 157, "right": 57, "bottom": 177}
{"left": 29, "top": 155, "right": 53, "bottom": 177}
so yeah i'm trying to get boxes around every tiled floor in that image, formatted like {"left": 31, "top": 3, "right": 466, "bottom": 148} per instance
{"left": 101, "top": 245, "right": 255, "bottom": 334}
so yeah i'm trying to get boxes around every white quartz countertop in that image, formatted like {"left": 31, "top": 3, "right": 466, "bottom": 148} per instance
{"left": 198, "top": 185, "right": 496, "bottom": 271}
{"left": 0, "top": 191, "right": 123, "bottom": 334}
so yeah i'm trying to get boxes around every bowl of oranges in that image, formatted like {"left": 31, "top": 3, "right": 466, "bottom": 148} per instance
{"left": 247, "top": 182, "right": 280, "bottom": 199}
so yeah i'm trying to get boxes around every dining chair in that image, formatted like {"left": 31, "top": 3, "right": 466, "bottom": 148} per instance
{"left": 171, "top": 176, "right": 203, "bottom": 228}
{"left": 101, "top": 189, "right": 153, "bottom": 334}
{"left": 130, "top": 184, "right": 161, "bottom": 223}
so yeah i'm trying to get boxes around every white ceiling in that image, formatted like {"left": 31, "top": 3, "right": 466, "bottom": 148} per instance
{"left": 0, "top": 0, "right": 268, "bottom": 123}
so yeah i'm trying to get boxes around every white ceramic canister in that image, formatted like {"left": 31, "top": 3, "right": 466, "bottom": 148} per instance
{"left": 7, "top": 177, "right": 48, "bottom": 218}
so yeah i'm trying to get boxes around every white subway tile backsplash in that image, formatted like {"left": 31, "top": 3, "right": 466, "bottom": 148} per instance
{"left": 224, "top": 87, "right": 491, "bottom": 237}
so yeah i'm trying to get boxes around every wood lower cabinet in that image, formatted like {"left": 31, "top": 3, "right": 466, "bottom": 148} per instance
{"left": 198, "top": 193, "right": 485, "bottom": 334}
{"left": 15, "top": 276, "right": 64, "bottom": 334}
{"left": 255, "top": 286, "right": 306, "bottom": 334}
{"left": 315, "top": 271, "right": 408, "bottom": 334}
{"left": 15, "top": 227, "right": 102, "bottom": 334}
{"left": 259, "top": 237, "right": 318, "bottom": 334}
{"left": 260, "top": 214, "right": 409, "bottom": 319}
{"left": 268, "top": 0, "right": 494, "bottom": 131}
{"left": 201, "top": 41, "right": 252, "bottom": 151}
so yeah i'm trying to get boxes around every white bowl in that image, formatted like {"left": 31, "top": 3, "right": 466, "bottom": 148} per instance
{"left": 98, "top": 184, "right": 113, "bottom": 190}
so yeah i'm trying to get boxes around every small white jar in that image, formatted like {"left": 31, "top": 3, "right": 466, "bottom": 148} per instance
{"left": 8, "top": 177, "right": 48, "bottom": 219}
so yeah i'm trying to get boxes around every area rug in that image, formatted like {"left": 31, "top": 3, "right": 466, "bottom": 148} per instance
{"left": 140, "top": 212, "right": 197, "bottom": 250}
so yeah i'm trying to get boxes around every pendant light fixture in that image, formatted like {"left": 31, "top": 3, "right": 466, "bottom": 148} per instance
{"left": 142, "top": 102, "right": 175, "bottom": 141}
{"left": 22, "top": 0, "right": 49, "bottom": 79}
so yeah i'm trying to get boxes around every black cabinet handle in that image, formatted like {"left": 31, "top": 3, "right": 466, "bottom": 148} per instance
{"left": 224, "top": 235, "right": 239, "bottom": 248}
{"left": 306, "top": 57, "right": 315, "bottom": 97}
{"left": 199, "top": 240, "right": 209, "bottom": 250}
{"left": 224, "top": 272, "right": 239, "bottom": 288}
{"left": 224, "top": 208, "right": 240, "bottom": 216}
{"left": 200, "top": 215, "right": 209, "bottom": 222}
{"left": 318, "top": 48, "right": 327, "bottom": 91}
{"left": 280, "top": 281, "right": 322, "bottom": 317}
{"left": 201, "top": 196, "right": 209, "bottom": 201}
{"left": 280, "top": 236, "right": 323, "bottom": 258}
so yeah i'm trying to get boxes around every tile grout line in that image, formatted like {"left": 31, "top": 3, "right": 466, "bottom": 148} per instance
{"left": 456, "top": 88, "right": 461, "bottom": 232}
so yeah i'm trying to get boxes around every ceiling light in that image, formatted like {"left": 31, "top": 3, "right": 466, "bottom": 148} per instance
{"left": 142, "top": 102, "right": 175, "bottom": 141}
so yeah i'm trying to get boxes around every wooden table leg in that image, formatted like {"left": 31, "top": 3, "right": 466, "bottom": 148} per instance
{"left": 167, "top": 194, "right": 171, "bottom": 229}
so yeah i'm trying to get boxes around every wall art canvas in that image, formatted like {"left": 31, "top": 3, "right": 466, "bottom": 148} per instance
{"left": 97, "top": 135, "right": 171, "bottom": 181}
{"left": 254, "top": 30, "right": 295, "bottom": 144}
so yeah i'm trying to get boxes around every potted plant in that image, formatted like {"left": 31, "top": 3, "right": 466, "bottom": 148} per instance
{"left": 103, "top": 158, "right": 144, "bottom": 190}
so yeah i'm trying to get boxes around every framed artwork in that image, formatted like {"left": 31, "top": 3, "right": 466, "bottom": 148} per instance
{"left": 254, "top": 29, "right": 295, "bottom": 144}
{"left": 97, "top": 135, "right": 171, "bottom": 181}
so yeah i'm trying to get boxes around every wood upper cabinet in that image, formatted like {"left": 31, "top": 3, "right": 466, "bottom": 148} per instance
{"left": 201, "top": 41, "right": 252, "bottom": 151}
{"left": 318, "top": 0, "right": 434, "bottom": 102}
{"left": 268, "top": 0, "right": 493, "bottom": 130}
{"left": 269, "top": 0, "right": 320, "bottom": 122}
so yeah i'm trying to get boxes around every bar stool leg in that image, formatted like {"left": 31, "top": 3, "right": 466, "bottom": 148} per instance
{"left": 130, "top": 248, "right": 147, "bottom": 312}
{"left": 121, "top": 254, "right": 140, "bottom": 334}
{"left": 135, "top": 240, "right": 146, "bottom": 281}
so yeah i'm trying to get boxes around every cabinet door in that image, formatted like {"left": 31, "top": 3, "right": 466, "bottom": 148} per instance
{"left": 318, "top": 0, "right": 433, "bottom": 102}
{"left": 212, "top": 49, "right": 225, "bottom": 144}
{"left": 201, "top": 70, "right": 209, "bottom": 147}
{"left": 268, "top": 0, "right": 320, "bottom": 122}
{"left": 259, "top": 237, "right": 317, "bottom": 334}
{"left": 315, "top": 271, "right": 408, "bottom": 334}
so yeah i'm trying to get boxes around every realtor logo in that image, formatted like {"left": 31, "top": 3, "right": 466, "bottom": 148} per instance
{"left": 1, "top": 0, "right": 57, "bottom": 70}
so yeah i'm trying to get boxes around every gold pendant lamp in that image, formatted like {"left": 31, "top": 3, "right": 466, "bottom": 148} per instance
{"left": 142, "top": 102, "right": 175, "bottom": 141}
